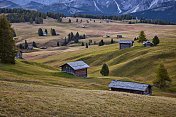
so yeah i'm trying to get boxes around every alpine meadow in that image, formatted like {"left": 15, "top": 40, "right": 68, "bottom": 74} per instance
{"left": 1, "top": 0, "right": 176, "bottom": 116}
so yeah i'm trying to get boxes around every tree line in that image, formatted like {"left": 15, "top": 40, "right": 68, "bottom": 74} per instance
{"left": 74, "top": 14, "right": 136, "bottom": 20}
{"left": 129, "top": 17, "right": 176, "bottom": 25}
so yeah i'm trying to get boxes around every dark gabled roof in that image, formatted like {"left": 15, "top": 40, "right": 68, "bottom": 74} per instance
{"left": 61, "top": 61, "right": 90, "bottom": 70}
{"left": 119, "top": 40, "right": 134, "bottom": 44}
{"left": 143, "top": 40, "right": 153, "bottom": 45}
{"left": 109, "top": 80, "right": 151, "bottom": 91}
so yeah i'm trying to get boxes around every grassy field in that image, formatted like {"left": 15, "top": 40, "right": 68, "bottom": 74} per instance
{"left": 1, "top": 17, "right": 176, "bottom": 116}
{"left": 0, "top": 60, "right": 176, "bottom": 116}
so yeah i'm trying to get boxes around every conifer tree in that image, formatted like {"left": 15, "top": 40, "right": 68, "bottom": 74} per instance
{"left": 111, "top": 39, "right": 114, "bottom": 44}
{"left": 81, "top": 42, "right": 84, "bottom": 46}
{"left": 153, "top": 62, "right": 171, "bottom": 89}
{"left": 138, "top": 31, "right": 147, "bottom": 43}
{"left": 69, "top": 19, "right": 71, "bottom": 23}
{"left": 86, "top": 43, "right": 88, "bottom": 48}
{"left": 19, "top": 44, "right": 24, "bottom": 49}
{"left": 76, "top": 19, "right": 78, "bottom": 22}
{"left": 32, "top": 41, "right": 37, "bottom": 48}
{"left": 152, "top": 35, "right": 160, "bottom": 46}
{"left": 38, "top": 28, "right": 43, "bottom": 36}
{"left": 57, "top": 41, "right": 60, "bottom": 46}
{"left": 45, "top": 29, "right": 48, "bottom": 34}
{"left": 0, "top": 15, "right": 17, "bottom": 64}
{"left": 100, "top": 63, "right": 109, "bottom": 76}
{"left": 24, "top": 40, "right": 28, "bottom": 49}
{"left": 75, "top": 32, "right": 80, "bottom": 39}
{"left": 70, "top": 32, "right": 74, "bottom": 40}
{"left": 30, "top": 18, "right": 33, "bottom": 24}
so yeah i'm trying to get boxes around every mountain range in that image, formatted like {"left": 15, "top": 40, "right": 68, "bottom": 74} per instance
{"left": 0, "top": 0, "right": 176, "bottom": 22}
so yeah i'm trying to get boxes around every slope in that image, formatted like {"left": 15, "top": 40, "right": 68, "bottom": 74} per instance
{"left": 0, "top": 61, "right": 176, "bottom": 116}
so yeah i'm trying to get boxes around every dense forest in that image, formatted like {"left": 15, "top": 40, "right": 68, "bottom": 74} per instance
{"left": 0, "top": 8, "right": 65, "bottom": 24}
{"left": 75, "top": 14, "right": 136, "bottom": 20}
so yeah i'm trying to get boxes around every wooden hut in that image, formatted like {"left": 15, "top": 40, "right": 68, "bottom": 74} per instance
{"left": 143, "top": 40, "right": 153, "bottom": 47}
{"left": 119, "top": 40, "right": 134, "bottom": 49}
{"left": 109, "top": 80, "right": 152, "bottom": 95}
{"left": 60, "top": 61, "right": 90, "bottom": 77}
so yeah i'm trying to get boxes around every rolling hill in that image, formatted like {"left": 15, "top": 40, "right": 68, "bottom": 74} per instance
{"left": 0, "top": 60, "right": 176, "bottom": 116}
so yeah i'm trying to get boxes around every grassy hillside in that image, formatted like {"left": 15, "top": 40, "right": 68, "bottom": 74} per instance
{"left": 0, "top": 61, "right": 176, "bottom": 116}
{"left": 34, "top": 37, "right": 176, "bottom": 96}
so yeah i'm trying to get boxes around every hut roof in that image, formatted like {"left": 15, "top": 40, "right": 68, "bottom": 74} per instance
{"left": 62, "top": 61, "right": 90, "bottom": 70}
{"left": 119, "top": 40, "right": 134, "bottom": 44}
{"left": 109, "top": 80, "right": 151, "bottom": 91}
{"left": 143, "top": 40, "right": 153, "bottom": 45}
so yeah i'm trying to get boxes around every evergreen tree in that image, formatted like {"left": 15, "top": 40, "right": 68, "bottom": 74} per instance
{"left": 19, "top": 44, "right": 24, "bottom": 49}
{"left": 38, "top": 28, "right": 43, "bottom": 36}
{"left": 111, "top": 39, "right": 114, "bottom": 44}
{"left": 29, "top": 18, "right": 33, "bottom": 24}
{"left": 70, "top": 32, "right": 74, "bottom": 40}
{"left": 69, "top": 19, "right": 71, "bottom": 23}
{"left": 51, "top": 28, "right": 56, "bottom": 36}
{"left": 83, "top": 34, "right": 86, "bottom": 39}
{"left": 100, "top": 63, "right": 109, "bottom": 76}
{"left": 152, "top": 35, "right": 160, "bottom": 46}
{"left": 68, "top": 33, "right": 71, "bottom": 42}
{"left": 99, "top": 40, "right": 104, "bottom": 46}
{"left": 81, "top": 42, "right": 84, "bottom": 46}
{"left": 75, "top": 32, "right": 80, "bottom": 39}
{"left": 57, "top": 41, "right": 60, "bottom": 46}
{"left": 0, "top": 15, "right": 17, "bottom": 64}
{"left": 45, "top": 29, "right": 48, "bottom": 34}
{"left": 138, "top": 31, "right": 147, "bottom": 43}
{"left": 86, "top": 43, "right": 88, "bottom": 48}
{"left": 76, "top": 19, "right": 78, "bottom": 22}
{"left": 153, "top": 62, "right": 171, "bottom": 89}
{"left": 32, "top": 41, "right": 37, "bottom": 48}
{"left": 24, "top": 40, "right": 28, "bottom": 49}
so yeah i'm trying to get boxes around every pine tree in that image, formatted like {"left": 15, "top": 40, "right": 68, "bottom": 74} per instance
{"left": 69, "top": 19, "right": 71, "bottom": 23}
{"left": 0, "top": 15, "right": 17, "bottom": 64}
{"left": 70, "top": 32, "right": 74, "bottom": 40}
{"left": 75, "top": 32, "right": 80, "bottom": 39}
{"left": 76, "top": 19, "right": 78, "bottom": 22}
{"left": 32, "top": 41, "right": 37, "bottom": 48}
{"left": 24, "top": 40, "right": 28, "bottom": 49}
{"left": 111, "top": 39, "right": 114, "bottom": 44}
{"left": 57, "top": 41, "right": 60, "bottom": 46}
{"left": 99, "top": 40, "right": 104, "bottom": 46}
{"left": 81, "top": 42, "right": 84, "bottom": 46}
{"left": 153, "top": 62, "right": 171, "bottom": 89}
{"left": 45, "top": 29, "right": 48, "bottom": 34}
{"left": 19, "top": 44, "right": 24, "bottom": 49}
{"left": 100, "top": 63, "right": 109, "bottom": 76}
{"left": 138, "top": 31, "right": 147, "bottom": 43}
{"left": 86, "top": 43, "right": 88, "bottom": 48}
{"left": 38, "top": 28, "right": 43, "bottom": 36}
{"left": 30, "top": 18, "right": 33, "bottom": 24}
{"left": 83, "top": 34, "right": 86, "bottom": 39}
{"left": 152, "top": 35, "right": 160, "bottom": 46}
{"left": 51, "top": 28, "right": 56, "bottom": 36}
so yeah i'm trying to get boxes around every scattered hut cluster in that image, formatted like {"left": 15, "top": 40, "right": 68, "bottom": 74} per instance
{"left": 61, "top": 61, "right": 90, "bottom": 77}
{"left": 109, "top": 80, "right": 152, "bottom": 95}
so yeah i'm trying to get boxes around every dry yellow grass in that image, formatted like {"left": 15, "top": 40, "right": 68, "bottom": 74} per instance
{"left": 1, "top": 80, "right": 176, "bottom": 117}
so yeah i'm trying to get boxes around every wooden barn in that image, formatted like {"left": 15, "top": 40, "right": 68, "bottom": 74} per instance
{"left": 60, "top": 61, "right": 90, "bottom": 77}
{"left": 143, "top": 40, "right": 154, "bottom": 47}
{"left": 109, "top": 80, "right": 152, "bottom": 95}
{"left": 119, "top": 40, "right": 134, "bottom": 49}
